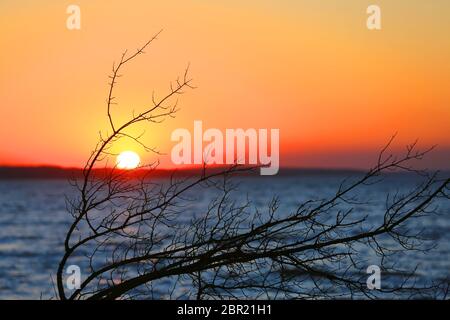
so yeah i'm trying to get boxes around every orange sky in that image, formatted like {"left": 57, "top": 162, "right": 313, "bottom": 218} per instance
{"left": 0, "top": 0, "right": 449, "bottom": 169}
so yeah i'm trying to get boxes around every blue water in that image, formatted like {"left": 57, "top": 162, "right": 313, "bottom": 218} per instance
{"left": 0, "top": 174, "right": 449, "bottom": 299}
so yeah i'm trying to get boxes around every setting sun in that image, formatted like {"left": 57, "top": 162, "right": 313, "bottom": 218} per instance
{"left": 116, "top": 151, "right": 140, "bottom": 169}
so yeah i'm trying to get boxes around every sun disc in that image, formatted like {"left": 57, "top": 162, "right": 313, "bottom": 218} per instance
{"left": 116, "top": 151, "right": 140, "bottom": 169}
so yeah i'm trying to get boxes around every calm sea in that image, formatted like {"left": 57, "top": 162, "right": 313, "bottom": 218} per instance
{"left": 0, "top": 174, "right": 449, "bottom": 299}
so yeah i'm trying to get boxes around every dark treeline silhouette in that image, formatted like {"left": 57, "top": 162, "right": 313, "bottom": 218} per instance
{"left": 0, "top": 166, "right": 367, "bottom": 180}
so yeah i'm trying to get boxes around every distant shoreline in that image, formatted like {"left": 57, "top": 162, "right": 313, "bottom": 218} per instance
{"left": 2, "top": 166, "right": 447, "bottom": 180}
{"left": 0, "top": 166, "right": 370, "bottom": 180}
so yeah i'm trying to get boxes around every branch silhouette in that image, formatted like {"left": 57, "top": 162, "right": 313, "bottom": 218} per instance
{"left": 57, "top": 34, "right": 450, "bottom": 300}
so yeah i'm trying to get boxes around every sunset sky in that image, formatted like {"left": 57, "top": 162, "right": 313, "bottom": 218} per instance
{"left": 1, "top": 0, "right": 449, "bottom": 169}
